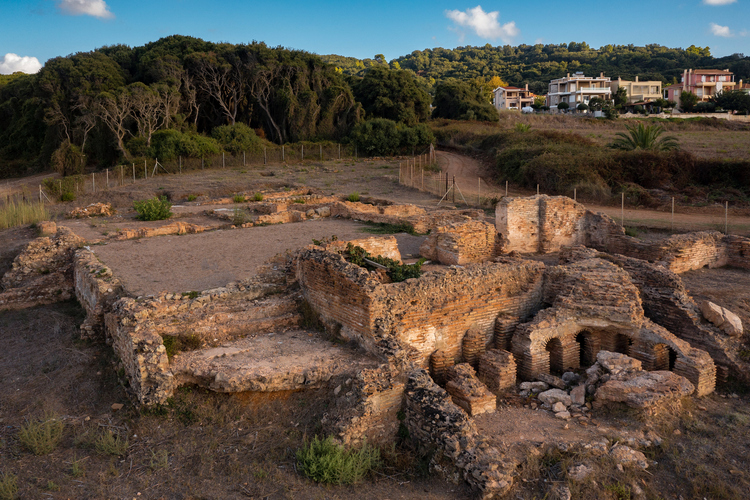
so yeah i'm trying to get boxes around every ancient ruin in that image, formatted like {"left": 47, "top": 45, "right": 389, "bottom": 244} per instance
{"left": 2, "top": 190, "right": 748, "bottom": 498}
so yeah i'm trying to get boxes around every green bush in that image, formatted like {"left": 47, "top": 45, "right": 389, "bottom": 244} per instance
{"left": 18, "top": 414, "right": 64, "bottom": 455}
{"left": 94, "top": 430, "right": 129, "bottom": 456}
{"left": 344, "top": 243, "right": 425, "bottom": 282}
{"left": 346, "top": 192, "right": 360, "bottom": 202}
{"left": 296, "top": 436, "right": 381, "bottom": 485}
{"left": 252, "top": 192, "right": 263, "bottom": 201}
{"left": 50, "top": 141, "right": 84, "bottom": 176}
{"left": 349, "top": 119, "right": 434, "bottom": 156}
{"left": 211, "top": 123, "right": 263, "bottom": 155}
{"left": 232, "top": 194, "right": 246, "bottom": 203}
{"left": 0, "top": 472, "right": 18, "bottom": 500}
{"left": 134, "top": 196, "right": 172, "bottom": 221}
{"left": 149, "top": 129, "right": 221, "bottom": 160}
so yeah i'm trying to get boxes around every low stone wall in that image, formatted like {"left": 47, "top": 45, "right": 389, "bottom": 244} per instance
{"left": 403, "top": 369, "right": 514, "bottom": 498}
{"left": 331, "top": 201, "right": 484, "bottom": 234}
{"left": 73, "top": 249, "right": 123, "bottom": 340}
{"left": 325, "top": 235, "right": 402, "bottom": 262}
{"left": 295, "top": 248, "right": 545, "bottom": 367}
{"left": 0, "top": 226, "right": 84, "bottom": 310}
{"left": 115, "top": 221, "right": 209, "bottom": 240}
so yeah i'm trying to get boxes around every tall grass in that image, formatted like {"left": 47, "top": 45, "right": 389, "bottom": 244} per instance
{"left": 0, "top": 199, "right": 50, "bottom": 230}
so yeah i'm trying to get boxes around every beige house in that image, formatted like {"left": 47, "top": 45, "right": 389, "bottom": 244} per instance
{"left": 610, "top": 77, "right": 662, "bottom": 105}
{"left": 546, "top": 72, "right": 611, "bottom": 109}
{"left": 493, "top": 84, "right": 535, "bottom": 110}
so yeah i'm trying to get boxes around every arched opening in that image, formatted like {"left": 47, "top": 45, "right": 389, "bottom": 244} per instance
{"left": 613, "top": 333, "right": 633, "bottom": 356}
{"left": 575, "top": 330, "right": 598, "bottom": 367}
{"left": 545, "top": 337, "right": 564, "bottom": 374}
{"left": 668, "top": 347, "right": 678, "bottom": 371}
{"left": 652, "top": 343, "right": 670, "bottom": 370}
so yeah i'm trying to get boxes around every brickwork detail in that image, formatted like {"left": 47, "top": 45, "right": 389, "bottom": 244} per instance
{"left": 444, "top": 363, "right": 497, "bottom": 416}
{"left": 477, "top": 349, "right": 516, "bottom": 393}
{"left": 419, "top": 219, "right": 500, "bottom": 265}
{"left": 461, "top": 326, "right": 487, "bottom": 368}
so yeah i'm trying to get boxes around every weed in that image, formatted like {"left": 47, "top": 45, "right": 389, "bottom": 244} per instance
{"left": 18, "top": 413, "right": 64, "bottom": 455}
{"left": 232, "top": 207, "right": 247, "bottom": 226}
{"left": 605, "top": 482, "right": 632, "bottom": 500}
{"left": 133, "top": 196, "right": 172, "bottom": 221}
{"left": 292, "top": 198, "right": 306, "bottom": 204}
{"left": 149, "top": 449, "right": 170, "bottom": 470}
{"left": 346, "top": 192, "right": 360, "bottom": 202}
{"left": 187, "top": 194, "right": 197, "bottom": 202}
{"left": 252, "top": 192, "right": 263, "bottom": 201}
{"left": 0, "top": 473, "right": 18, "bottom": 500}
{"left": 162, "top": 333, "right": 203, "bottom": 359}
{"left": 0, "top": 200, "right": 50, "bottom": 230}
{"left": 94, "top": 430, "right": 129, "bottom": 456}
{"left": 60, "top": 191, "right": 76, "bottom": 202}
{"left": 45, "top": 480, "right": 59, "bottom": 491}
{"left": 311, "top": 235, "right": 338, "bottom": 246}
{"left": 343, "top": 243, "right": 425, "bottom": 282}
{"left": 296, "top": 435, "right": 381, "bottom": 485}
{"left": 233, "top": 194, "right": 246, "bottom": 203}
{"left": 625, "top": 226, "right": 640, "bottom": 238}
{"left": 182, "top": 291, "right": 200, "bottom": 300}
{"left": 515, "top": 123, "right": 532, "bottom": 133}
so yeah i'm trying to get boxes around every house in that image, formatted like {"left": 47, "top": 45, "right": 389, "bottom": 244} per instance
{"left": 663, "top": 69, "right": 737, "bottom": 107}
{"left": 493, "top": 84, "right": 535, "bottom": 111}
{"left": 610, "top": 76, "right": 662, "bottom": 106}
{"left": 546, "top": 72, "right": 611, "bottom": 110}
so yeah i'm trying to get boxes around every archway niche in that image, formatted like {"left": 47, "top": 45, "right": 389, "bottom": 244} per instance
{"left": 575, "top": 330, "right": 599, "bottom": 367}
{"left": 545, "top": 337, "right": 565, "bottom": 374}
{"left": 652, "top": 343, "right": 670, "bottom": 370}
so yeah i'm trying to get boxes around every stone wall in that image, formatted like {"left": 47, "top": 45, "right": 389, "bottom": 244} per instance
{"left": 0, "top": 226, "right": 83, "bottom": 310}
{"left": 73, "top": 249, "right": 123, "bottom": 339}
{"left": 419, "top": 219, "right": 500, "bottom": 265}
{"left": 330, "top": 201, "right": 484, "bottom": 234}
{"left": 295, "top": 248, "right": 545, "bottom": 367}
{"left": 496, "top": 195, "right": 587, "bottom": 253}
{"left": 325, "top": 236, "right": 402, "bottom": 262}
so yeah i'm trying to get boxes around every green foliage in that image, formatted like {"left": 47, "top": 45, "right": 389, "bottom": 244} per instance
{"left": 252, "top": 192, "right": 263, "bottom": 201}
{"left": 232, "top": 194, "right": 246, "bottom": 203}
{"left": 211, "top": 123, "right": 262, "bottom": 155}
{"left": 187, "top": 194, "right": 197, "bottom": 201}
{"left": 514, "top": 123, "right": 531, "bottom": 133}
{"left": 577, "top": 103, "right": 588, "bottom": 111}
{"left": 353, "top": 66, "right": 431, "bottom": 125}
{"left": 680, "top": 91, "right": 698, "bottom": 112}
{"left": 346, "top": 192, "right": 360, "bottom": 202}
{"left": 18, "top": 413, "right": 64, "bottom": 455}
{"left": 134, "top": 196, "right": 172, "bottom": 221}
{"left": 613, "top": 87, "right": 628, "bottom": 108}
{"left": 343, "top": 243, "right": 425, "bottom": 282}
{"left": 149, "top": 129, "right": 221, "bottom": 160}
{"left": 432, "top": 79, "right": 499, "bottom": 121}
{"left": 0, "top": 199, "right": 50, "bottom": 230}
{"left": 557, "top": 102, "right": 570, "bottom": 111}
{"left": 609, "top": 123, "right": 679, "bottom": 151}
{"left": 50, "top": 141, "right": 84, "bottom": 176}
{"left": 711, "top": 89, "right": 750, "bottom": 114}
{"left": 0, "top": 473, "right": 18, "bottom": 500}
{"left": 349, "top": 119, "right": 434, "bottom": 156}
{"left": 296, "top": 436, "right": 381, "bottom": 485}
{"left": 162, "top": 333, "right": 203, "bottom": 359}
{"left": 361, "top": 221, "right": 421, "bottom": 236}
{"left": 94, "top": 430, "right": 129, "bottom": 456}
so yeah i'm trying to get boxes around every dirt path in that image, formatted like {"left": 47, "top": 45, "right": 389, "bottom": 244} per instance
{"left": 436, "top": 150, "right": 750, "bottom": 235}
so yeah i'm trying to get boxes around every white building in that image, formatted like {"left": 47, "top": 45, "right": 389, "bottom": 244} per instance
{"left": 546, "top": 72, "right": 612, "bottom": 110}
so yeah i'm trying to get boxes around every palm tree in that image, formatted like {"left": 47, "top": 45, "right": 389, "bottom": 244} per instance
{"left": 609, "top": 122, "right": 679, "bottom": 151}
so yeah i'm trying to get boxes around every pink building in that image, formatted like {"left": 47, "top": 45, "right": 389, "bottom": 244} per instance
{"left": 664, "top": 69, "right": 737, "bottom": 107}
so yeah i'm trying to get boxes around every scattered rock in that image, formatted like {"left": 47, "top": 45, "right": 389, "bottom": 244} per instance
{"left": 552, "top": 401, "right": 567, "bottom": 413}
{"left": 562, "top": 371, "right": 580, "bottom": 386}
{"left": 609, "top": 443, "right": 648, "bottom": 470}
{"left": 555, "top": 411, "right": 571, "bottom": 420}
{"left": 597, "top": 351, "right": 642, "bottom": 375}
{"left": 520, "top": 381, "right": 548, "bottom": 393}
{"left": 538, "top": 388, "right": 572, "bottom": 407}
{"left": 571, "top": 384, "right": 586, "bottom": 405}
{"left": 594, "top": 369, "right": 695, "bottom": 410}
{"left": 536, "top": 372, "right": 566, "bottom": 389}
{"left": 568, "top": 463, "right": 594, "bottom": 481}
{"left": 111, "top": 403, "right": 124, "bottom": 411}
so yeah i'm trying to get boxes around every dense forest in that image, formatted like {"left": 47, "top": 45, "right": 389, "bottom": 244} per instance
{"left": 1, "top": 36, "right": 749, "bottom": 179}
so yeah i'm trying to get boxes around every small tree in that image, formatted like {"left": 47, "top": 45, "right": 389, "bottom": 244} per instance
{"left": 577, "top": 103, "right": 589, "bottom": 112}
{"left": 613, "top": 87, "right": 628, "bottom": 108}
{"left": 588, "top": 97, "right": 606, "bottom": 111}
{"left": 679, "top": 91, "right": 698, "bottom": 113}
{"left": 609, "top": 123, "right": 679, "bottom": 151}
{"left": 557, "top": 102, "right": 570, "bottom": 112}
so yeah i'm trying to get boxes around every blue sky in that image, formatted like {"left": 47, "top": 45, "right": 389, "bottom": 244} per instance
{"left": 1, "top": 0, "right": 749, "bottom": 74}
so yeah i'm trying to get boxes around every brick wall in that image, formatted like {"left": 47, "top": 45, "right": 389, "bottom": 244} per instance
{"left": 420, "top": 219, "right": 500, "bottom": 265}
{"left": 295, "top": 248, "right": 545, "bottom": 367}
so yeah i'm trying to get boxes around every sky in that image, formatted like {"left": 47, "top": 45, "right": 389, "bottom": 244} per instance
{"left": 1, "top": 0, "right": 749, "bottom": 74}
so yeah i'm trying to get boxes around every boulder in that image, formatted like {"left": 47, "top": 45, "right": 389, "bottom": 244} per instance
{"left": 570, "top": 384, "right": 586, "bottom": 405}
{"left": 520, "top": 381, "right": 548, "bottom": 393}
{"left": 609, "top": 444, "right": 648, "bottom": 470}
{"left": 594, "top": 370, "right": 694, "bottom": 410}
{"left": 538, "top": 389, "right": 571, "bottom": 407}
{"left": 536, "top": 372, "right": 566, "bottom": 389}
{"left": 700, "top": 300, "right": 743, "bottom": 337}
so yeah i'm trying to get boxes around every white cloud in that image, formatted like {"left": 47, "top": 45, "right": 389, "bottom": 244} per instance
{"left": 703, "top": 0, "right": 737, "bottom": 5}
{"left": 57, "top": 0, "right": 114, "bottom": 19}
{"left": 445, "top": 6, "right": 519, "bottom": 43}
{"left": 0, "top": 53, "right": 42, "bottom": 75}
{"left": 710, "top": 22, "right": 734, "bottom": 37}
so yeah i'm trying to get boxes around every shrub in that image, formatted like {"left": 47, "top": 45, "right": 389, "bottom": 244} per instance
{"left": 232, "top": 194, "right": 246, "bottom": 203}
{"left": 514, "top": 123, "right": 531, "bottom": 132}
{"left": 0, "top": 473, "right": 18, "bottom": 500}
{"left": 211, "top": 123, "right": 262, "bottom": 155}
{"left": 162, "top": 333, "right": 202, "bottom": 359}
{"left": 346, "top": 192, "right": 360, "bottom": 202}
{"left": 349, "top": 118, "right": 401, "bottom": 156}
{"left": 344, "top": 243, "right": 425, "bottom": 282}
{"left": 296, "top": 436, "right": 381, "bottom": 485}
{"left": 149, "top": 129, "right": 221, "bottom": 160}
{"left": 94, "top": 430, "right": 129, "bottom": 456}
{"left": 18, "top": 414, "right": 64, "bottom": 455}
{"left": 609, "top": 123, "right": 679, "bottom": 151}
{"left": 557, "top": 102, "right": 570, "bottom": 111}
{"left": 252, "top": 192, "right": 263, "bottom": 201}
{"left": 50, "top": 141, "right": 84, "bottom": 176}
{"left": 134, "top": 196, "right": 172, "bottom": 221}
{"left": 187, "top": 194, "right": 197, "bottom": 202}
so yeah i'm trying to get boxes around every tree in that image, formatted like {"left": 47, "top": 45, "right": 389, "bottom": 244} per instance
{"left": 353, "top": 66, "right": 430, "bottom": 125}
{"left": 613, "top": 87, "right": 628, "bottom": 109}
{"left": 588, "top": 97, "right": 606, "bottom": 111}
{"left": 679, "top": 91, "right": 698, "bottom": 112}
{"left": 711, "top": 89, "right": 750, "bottom": 114}
{"left": 609, "top": 123, "right": 679, "bottom": 151}
{"left": 186, "top": 50, "right": 245, "bottom": 125}
{"left": 532, "top": 95, "right": 546, "bottom": 109}
{"left": 577, "top": 103, "right": 588, "bottom": 112}
{"left": 557, "top": 102, "right": 570, "bottom": 111}
{"left": 431, "top": 79, "right": 499, "bottom": 121}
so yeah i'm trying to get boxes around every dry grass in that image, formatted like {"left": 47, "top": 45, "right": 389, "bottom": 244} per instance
{"left": 0, "top": 199, "right": 49, "bottom": 230}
